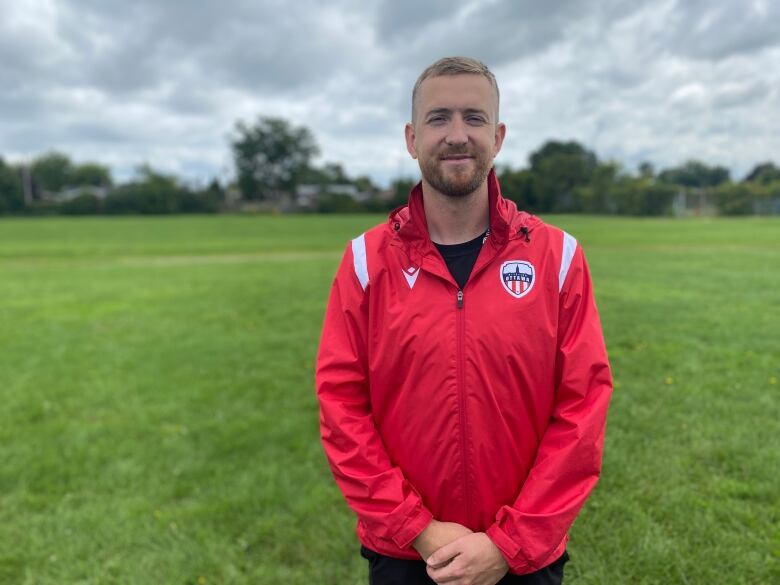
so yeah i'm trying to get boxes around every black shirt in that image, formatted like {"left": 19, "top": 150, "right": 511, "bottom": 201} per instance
{"left": 433, "top": 230, "right": 488, "bottom": 290}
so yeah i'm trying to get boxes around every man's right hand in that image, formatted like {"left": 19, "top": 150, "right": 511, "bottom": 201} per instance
{"left": 412, "top": 519, "right": 473, "bottom": 562}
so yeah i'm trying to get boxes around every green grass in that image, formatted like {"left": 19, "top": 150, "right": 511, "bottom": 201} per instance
{"left": 0, "top": 214, "right": 778, "bottom": 584}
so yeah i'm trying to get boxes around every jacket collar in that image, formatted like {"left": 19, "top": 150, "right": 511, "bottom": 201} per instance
{"left": 388, "top": 168, "right": 538, "bottom": 266}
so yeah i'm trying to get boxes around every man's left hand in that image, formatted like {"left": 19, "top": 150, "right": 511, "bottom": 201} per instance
{"left": 426, "top": 532, "right": 509, "bottom": 585}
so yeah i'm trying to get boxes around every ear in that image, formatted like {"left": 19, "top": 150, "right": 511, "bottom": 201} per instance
{"left": 404, "top": 122, "right": 418, "bottom": 159}
{"left": 493, "top": 122, "right": 507, "bottom": 157}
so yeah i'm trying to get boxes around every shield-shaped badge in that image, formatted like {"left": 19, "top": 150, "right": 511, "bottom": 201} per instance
{"left": 500, "top": 260, "right": 535, "bottom": 298}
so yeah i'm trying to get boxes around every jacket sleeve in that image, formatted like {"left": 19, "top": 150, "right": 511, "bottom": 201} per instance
{"left": 486, "top": 243, "right": 612, "bottom": 574}
{"left": 315, "top": 242, "right": 434, "bottom": 549}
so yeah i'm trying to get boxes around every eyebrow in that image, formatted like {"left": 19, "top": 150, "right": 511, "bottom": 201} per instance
{"left": 424, "top": 107, "right": 490, "bottom": 119}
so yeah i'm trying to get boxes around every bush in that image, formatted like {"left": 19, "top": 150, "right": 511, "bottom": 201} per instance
{"left": 103, "top": 190, "right": 141, "bottom": 215}
{"left": 576, "top": 177, "right": 676, "bottom": 216}
{"left": 315, "top": 193, "right": 365, "bottom": 213}
{"left": 176, "top": 190, "right": 220, "bottom": 213}
{"left": 60, "top": 193, "right": 101, "bottom": 215}
{"left": 626, "top": 181, "right": 677, "bottom": 216}
{"left": 714, "top": 183, "right": 757, "bottom": 215}
{"left": 0, "top": 158, "right": 25, "bottom": 214}
{"left": 23, "top": 200, "right": 61, "bottom": 216}
{"left": 104, "top": 184, "right": 177, "bottom": 215}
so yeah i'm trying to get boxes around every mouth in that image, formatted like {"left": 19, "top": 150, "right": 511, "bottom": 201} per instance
{"left": 439, "top": 154, "right": 473, "bottom": 163}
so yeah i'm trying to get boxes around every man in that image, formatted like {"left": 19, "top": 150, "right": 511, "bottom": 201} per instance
{"left": 316, "top": 57, "right": 612, "bottom": 585}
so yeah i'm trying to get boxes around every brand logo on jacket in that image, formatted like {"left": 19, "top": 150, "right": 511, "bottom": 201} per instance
{"left": 402, "top": 266, "right": 420, "bottom": 289}
{"left": 500, "top": 261, "right": 535, "bottom": 298}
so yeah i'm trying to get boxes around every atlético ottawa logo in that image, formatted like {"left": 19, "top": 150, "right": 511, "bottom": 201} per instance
{"left": 500, "top": 261, "right": 535, "bottom": 298}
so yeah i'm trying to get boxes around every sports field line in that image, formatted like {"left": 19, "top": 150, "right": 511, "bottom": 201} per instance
{"left": 115, "top": 250, "right": 342, "bottom": 266}
{"left": 0, "top": 250, "right": 342, "bottom": 269}
{"left": 1, "top": 241, "right": 776, "bottom": 270}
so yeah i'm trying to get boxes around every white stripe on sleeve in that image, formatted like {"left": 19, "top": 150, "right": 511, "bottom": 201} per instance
{"left": 559, "top": 231, "right": 577, "bottom": 292}
{"left": 351, "top": 233, "right": 369, "bottom": 291}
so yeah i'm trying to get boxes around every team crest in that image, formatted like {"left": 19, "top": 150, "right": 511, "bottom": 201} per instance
{"left": 500, "top": 261, "right": 535, "bottom": 298}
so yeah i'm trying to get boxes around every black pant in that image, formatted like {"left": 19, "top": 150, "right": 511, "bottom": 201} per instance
{"left": 360, "top": 546, "right": 569, "bottom": 585}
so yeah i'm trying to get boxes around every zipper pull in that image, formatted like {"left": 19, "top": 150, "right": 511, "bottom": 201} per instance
{"left": 456, "top": 289, "right": 463, "bottom": 309}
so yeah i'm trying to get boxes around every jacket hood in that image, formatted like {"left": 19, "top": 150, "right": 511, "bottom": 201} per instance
{"left": 388, "top": 168, "right": 541, "bottom": 262}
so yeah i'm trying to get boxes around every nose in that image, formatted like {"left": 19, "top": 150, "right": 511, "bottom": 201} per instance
{"left": 445, "top": 115, "right": 468, "bottom": 146}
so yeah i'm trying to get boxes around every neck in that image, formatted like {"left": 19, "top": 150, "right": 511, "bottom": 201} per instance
{"left": 421, "top": 179, "right": 490, "bottom": 245}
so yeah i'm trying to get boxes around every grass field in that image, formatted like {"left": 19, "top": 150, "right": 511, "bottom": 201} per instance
{"left": 0, "top": 214, "right": 778, "bottom": 584}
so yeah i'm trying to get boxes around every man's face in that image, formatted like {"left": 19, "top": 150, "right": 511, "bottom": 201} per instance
{"left": 405, "top": 74, "right": 506, "bottom": 198}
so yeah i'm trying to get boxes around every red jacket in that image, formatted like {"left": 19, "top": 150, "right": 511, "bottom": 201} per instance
{"left": 316, "top": 170, "right": 612, "bottom": 574}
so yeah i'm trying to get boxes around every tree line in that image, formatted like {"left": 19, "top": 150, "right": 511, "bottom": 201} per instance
{"left": 1, "top": 116, "right": 779, "bottom": 216}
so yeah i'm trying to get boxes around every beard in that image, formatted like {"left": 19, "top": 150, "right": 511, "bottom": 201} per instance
{"left": 419, "top": 147, "right": 493, "bottom": 198}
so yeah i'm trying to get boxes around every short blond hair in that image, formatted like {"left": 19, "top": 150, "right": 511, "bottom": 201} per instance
{"left": 411, "top": 56, "right": 500, "bottom": 123}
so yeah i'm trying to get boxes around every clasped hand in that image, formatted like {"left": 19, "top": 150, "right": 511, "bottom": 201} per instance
{"left": 413, "top": 520, "right": 508, "bottom": 585}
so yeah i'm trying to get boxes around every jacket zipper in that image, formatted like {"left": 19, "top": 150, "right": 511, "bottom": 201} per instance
{"left": 451, "top": 235, "right": 510, "bottom": 527}
{"left": 455, "top": 288, "right": 470, "bottom": 524}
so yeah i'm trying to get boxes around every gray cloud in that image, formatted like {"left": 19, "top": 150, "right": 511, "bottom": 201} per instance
{"left": 0, "top": 0, "right": 778, "bottom": 184}
{"left": 51, "top": 0, "right": 377, "bottom": 96}
{"left": 664, "top": 0, "right": 780, "bottom": 61}
{"left": 375, "top": 0, "right": 470, "bottom": 42}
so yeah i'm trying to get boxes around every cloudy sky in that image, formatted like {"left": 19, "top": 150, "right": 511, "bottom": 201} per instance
{"left": 2, "top": 0, "right": 778, "bottom": 186}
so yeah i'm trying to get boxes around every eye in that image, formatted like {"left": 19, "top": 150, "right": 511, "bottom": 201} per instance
{"left": 427, "top": 115, "right": 446, "bottom": 125}
{"left": 466, "top": 115, "right": 487, "bottom": 125}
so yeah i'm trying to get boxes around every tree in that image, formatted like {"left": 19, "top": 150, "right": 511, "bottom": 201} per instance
{"left": 230, "top": 116, "right": 320, "bottom": 201}
{"left": 528, "top": 140, "right": 598, "bottom": 212}
{"left": 104, "top": 164, "right": 181, "bottom": 214}
{"left": 352, "top": 175, "right": 377, "bottom": 195}
{"left": 388, "top": 178, "right": 415, "bottom": 209}
{"left": 658, "top": 160, "right": 730, "bottom": 188}
{"left": 31, "top": 151, "right": 73, "bottom": 193}
{"left": 576, "top": 161, "right": 622, "bottom": 214}
{"left": 497, "top": 166, "right": 537, "bottom": 211}
{"left": 70, "top": 162, "right": 112, "bottom": 187}
{"left": 322, "top": 162, "right": 348, "bottom": 184}
{"left": 743, "top": 162, "right": 780, "bottom": 185}
{"left": 204, "top": 178, "right": 226, "bottom": 202}
{"left": 0, "top": 158, "right": 25, "bottom": 214}
{"left": 296, "top": 162, "right": 351, "bottom": 189}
